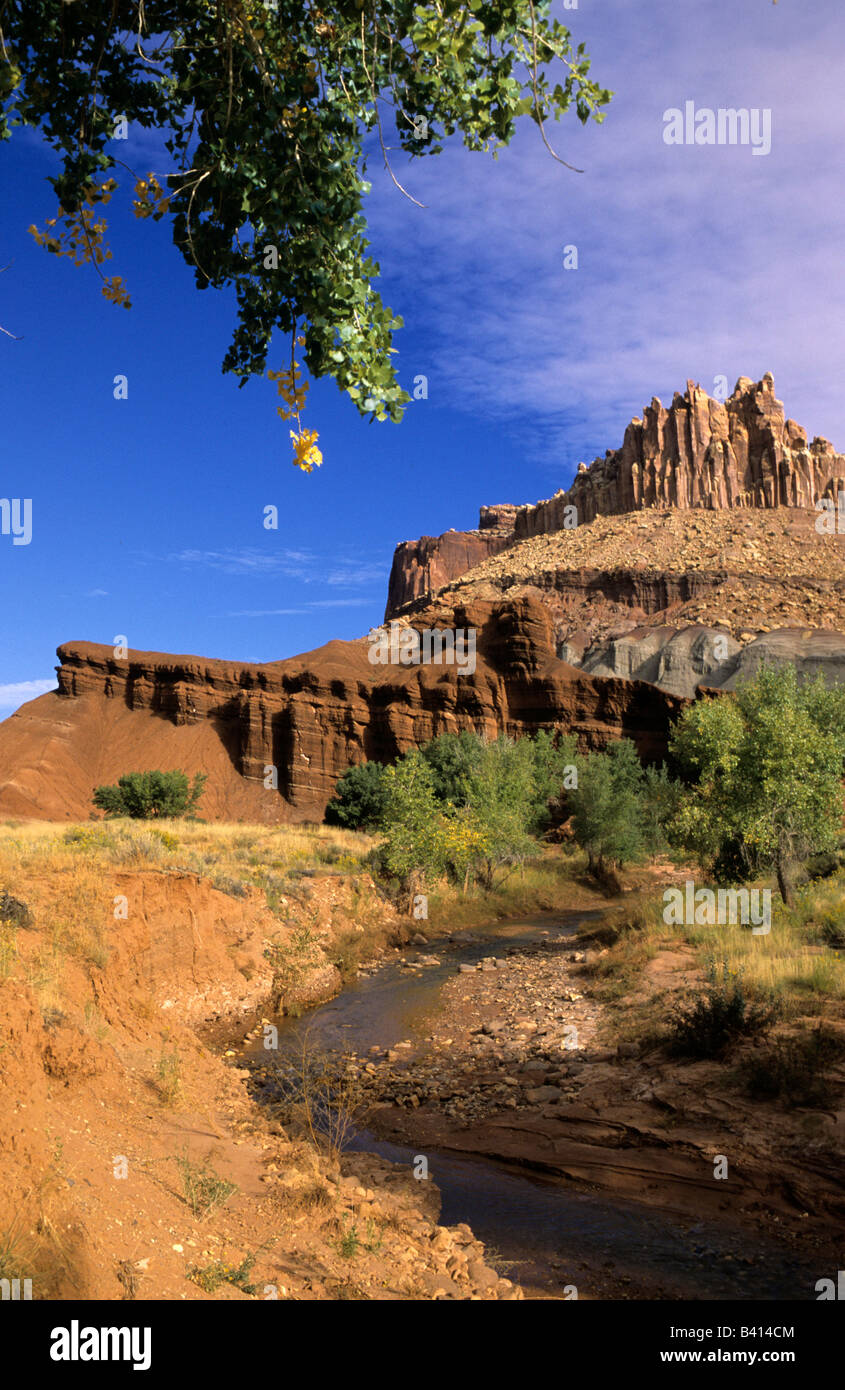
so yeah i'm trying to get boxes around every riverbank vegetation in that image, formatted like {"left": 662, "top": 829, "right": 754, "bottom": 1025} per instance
{"left": 326, "top": 665, "right": 845, "bottom": 907}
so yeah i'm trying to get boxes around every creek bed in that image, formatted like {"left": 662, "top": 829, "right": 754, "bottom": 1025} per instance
{"left": 243, "top": 912, "right": 824, "bottom": 1300}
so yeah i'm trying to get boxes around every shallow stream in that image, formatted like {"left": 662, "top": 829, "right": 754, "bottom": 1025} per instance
{"left": 245, "top": 912, "right": 823, "bottom": 1300}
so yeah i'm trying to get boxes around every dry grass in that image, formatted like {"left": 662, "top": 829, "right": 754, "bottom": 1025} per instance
{"left": 0, "top": 818, "right": 377, "bottom": 883}
{"left": 584, "top": 873, "right": 845, "bottom": 1058}
{"left": 424, "top": 850, "right": 593, "bottom": 931}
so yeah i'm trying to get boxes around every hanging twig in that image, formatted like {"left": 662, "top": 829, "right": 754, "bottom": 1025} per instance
{"left": 0, "top": 260, "right": 21, "bottom": 339}
{"left": 361, "top": 8, "right": 426, "bottom": 208}
{"left": 526, "top": 0, "right": 583, "bottom": 173}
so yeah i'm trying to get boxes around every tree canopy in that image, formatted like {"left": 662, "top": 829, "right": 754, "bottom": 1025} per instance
{"left": 669, "top": 665, "right": 845, "bottom": 903}
{"left": 0, "top": 1, "right": 610, "bottom": 466}
{"left": 93, "top": 768, "right": 207, "bottom": 818}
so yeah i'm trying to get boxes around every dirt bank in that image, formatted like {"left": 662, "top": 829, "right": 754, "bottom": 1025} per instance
{"left": 0, "top": 857, "right": 518, "bottom": 1300}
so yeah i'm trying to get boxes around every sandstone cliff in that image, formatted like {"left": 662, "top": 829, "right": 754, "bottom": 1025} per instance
{"left": 5, "top": 373, "right": 844, "bottom": 826}
{"left": 0, "top": 596, "right": 684, "bottom": 823}
{"left": 384, "top": 505, "right": 518, "bottom": 618}
{"left": 515, "top": 373, "right": 845, "bottom": 537}
{"left": 385, "top": 375, "right": 845, "bottom": 619}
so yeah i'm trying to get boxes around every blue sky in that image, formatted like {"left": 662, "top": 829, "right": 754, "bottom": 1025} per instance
{"left": 2, "top": 0, "right": 844, "bottom": 715}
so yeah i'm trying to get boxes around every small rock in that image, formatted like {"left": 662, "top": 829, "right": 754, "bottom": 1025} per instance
{"left": 525, "top": 1085, "right": 562, "bottom": 1103}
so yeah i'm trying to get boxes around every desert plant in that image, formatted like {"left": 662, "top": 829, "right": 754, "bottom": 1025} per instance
{"left": 270, "top": 1033, "right": 363, "bottom": 1161}
{"left": 187, "top": 1251, "right": 259, "bottom": 1294}
{"left": 264, "top": 922, "right": 324, "bottom": 1014}
{"left": 156, "top": 1047, "right": 182, "bottom": 1107}
{"left": 175, "top": 1154, "right": 237, "bottom": 1219}
{"left": 93, "top": 770, "right": 206, "bottom": 820}
{"left": 209, "top": 872, "right": 249, "bottom": 898}
{"left": 667, "top": 960, "right": 778, "bottom": 1059}
{"left": 336, "top": 1217, "right": 360, "bottom": 1259}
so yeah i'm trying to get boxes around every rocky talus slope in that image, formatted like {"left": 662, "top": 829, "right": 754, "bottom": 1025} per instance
{"left": 413, "top": 507, "right": 845, "bottom": 696}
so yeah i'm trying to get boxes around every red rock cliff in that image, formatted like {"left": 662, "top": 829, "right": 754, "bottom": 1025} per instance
{"left": 0, "top": 596, "right": 685, "bottom": 823}
{"left": 384, "top": 507, "right": 519, "bottom": 619}
{"left": 386, "top": 375, "right": 845, "bottom": 614}
{"left": 515, "top": 373, "right": 845, "bottom": 537}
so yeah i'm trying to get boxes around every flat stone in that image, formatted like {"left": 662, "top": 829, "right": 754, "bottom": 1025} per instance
{"left": 525, "top": 1085, "right": 562, "bottom": 1103}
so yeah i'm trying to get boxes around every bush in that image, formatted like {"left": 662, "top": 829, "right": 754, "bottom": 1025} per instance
{"left": 0, "top": 889, "right": 33, "bottom": 929}
{"left": 105, "top": 827, "right": 178, "bottom": 865}
{"left": 741, "top": 1026, "right": 845, "bottom": 1108}
{"left": 264, "top": 923, "right": 324, "bottom": 1013}
{"left": 175, "top": 1154, "right": 237, "bottom": 1219}
{"left": 93, "top": 770, "right": 206, "bottom": 819}
{"left": 667, "top": 961, "right": 777, "bottom": 1059}
{"left": 325, "top": 762, "right": 388, "bottom": 830}
{"left": 817, "top": 906, "right": 845, "bottom": 948}
{"left": 209, "top": 872, "right": 249, "bottom": 898}
{"left": 803, "top": 851, "right": 842, "bottom": 882}
{"left": 187, "top": 1252, "right": 259, "bottom": 1295}
{"left": 62, "top": 826, "right": 114, "bottom": 852}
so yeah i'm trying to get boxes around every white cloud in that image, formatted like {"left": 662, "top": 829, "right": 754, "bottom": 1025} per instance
{"left": 0, "top": 679, "right": 56, "bottom": 714}
{"left": 361, "top": 0, "right": 845, "bottom": 485}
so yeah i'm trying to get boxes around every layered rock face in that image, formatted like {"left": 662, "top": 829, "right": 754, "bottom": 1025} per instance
{"left": 0, "top": 597, "right": 685, "bottom": 823}
{"left": 385, "top": 508, "right": 517, "bottom": 619}
{"left": 560, "top": 625, "right": 845, "bottom": 699}
{"left": 386, "top": 376, "right": 845, "bottom": 619}
{"left": 515, "top": 374, "right": 845, "bottom": 537}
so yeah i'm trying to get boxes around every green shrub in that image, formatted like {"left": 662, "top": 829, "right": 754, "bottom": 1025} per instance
{"left": 187, "top": 1252, "right": 258, "bottom": 1294}
{"left": 175, "top": 1154, "right": 236, "bottom": 1219}
{"left": 93, "top": 770, "right": 206, "bottom": 820}
{"left": 667, "top": 961, "right": 778, "bottom": 1059}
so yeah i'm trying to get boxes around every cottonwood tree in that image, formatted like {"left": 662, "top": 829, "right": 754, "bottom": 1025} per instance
{"left": 669, "top": 665, "right": 845, "bottom": 905}
{"left": 568, "top": 739, "right": 651, "bottom": 882}
{"left": 0, "top": 1, "right": 610, "bottom": 466}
